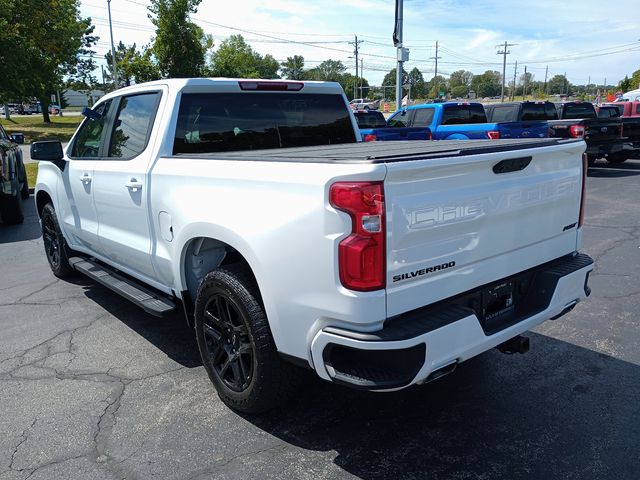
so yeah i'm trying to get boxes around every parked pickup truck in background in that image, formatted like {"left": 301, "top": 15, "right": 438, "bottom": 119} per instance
{"left": 33, "top": 78, "right": 593, "bottom": 413}
{"left": 388, "top": 102, "right": 549, "bottom": 140}
{"left": 550, "top": 101, "right": 640, "bottom": 164}
{"left": 349, "top": 98, "right": 379, "bottom": 111}
{"left": 354, "top": 110, "right": 432, "bottom": 142}
{"left": 485, "top": 100, "right": 557, "bottom": 128}
{"left": 0, "top": 124, "right": 29, "bottom": 225}
{"left": 598, "top": 101, "right": 640, "bottom": 118}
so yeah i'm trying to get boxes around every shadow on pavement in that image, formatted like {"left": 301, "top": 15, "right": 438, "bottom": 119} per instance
{"left": 589, "top": 159, "right": 640, "bottom": 178}
{"left": 0, "top": 196, "right": 42, "bottom": 243}
{"left": 81, "top": 283, "right": 202, "bottom": 369}
{"left": 242, "top": 332, "right": 639, "bottom": 479}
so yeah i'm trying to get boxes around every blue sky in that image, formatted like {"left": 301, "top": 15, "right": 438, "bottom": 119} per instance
{"left": 81, "top": 0, "right": 640, "bottom": 89}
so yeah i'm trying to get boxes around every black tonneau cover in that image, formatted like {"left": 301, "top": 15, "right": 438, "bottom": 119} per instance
{"left": 174, "top": 138, "right": 580, "bottom": 164}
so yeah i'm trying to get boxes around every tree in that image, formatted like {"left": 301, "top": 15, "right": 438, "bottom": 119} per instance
{"left": 148, "top": 0, "right": 213, "bottom": 78}
{"left": 314, "top": 60, "right": 347, "bottom": 82}
{"left": 619, "top": 75, "right": 632, "bottom": 92}
{"left": 631, "top": 69, "right": 640, "bottom": 90}
{"left": 210, "top": 35, "right": 279, "bottom": 79}
{"left": 280, "top": 55, "right": 305, "bottom": 80}
{"left": 382, "top": 67, "right": 408, "bottom": 91}
{"left": 471, "top": 70, "right": 502, "bottom": 98}
{"left": 105, "top": 42, "right": 138, "bottom": 86}
{"left": 449, "top": 70, "right": 473, "bottom": 89}
{"left": 406, "top": 68, "right": 426, "bottom": 98}
{"left": 120, "top": 46, "right": 162, "bottom": 84}
{"left": 547, "top": 74, "right": 571, "bottom": 95}
{"left": 341, "top": 74, "right": 369, "bottom": 100}
{"left": 3, "top": 0, "right": 99, "bottom": 121}
{"left": 428, "top": 75, "right": 447, "bottom": 98}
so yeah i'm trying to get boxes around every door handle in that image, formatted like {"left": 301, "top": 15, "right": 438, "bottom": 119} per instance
{"left": 79, "top": 174, "right": 92, "bottom": 184}
{"left": 124, "top": 179, "right": 143, "bottom": 192}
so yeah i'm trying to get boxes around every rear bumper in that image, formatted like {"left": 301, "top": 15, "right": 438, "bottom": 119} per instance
{"left": 310, "top": 253, "right": 593, "bottom": 390}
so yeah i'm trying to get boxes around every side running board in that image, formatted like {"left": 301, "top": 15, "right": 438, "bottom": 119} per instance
{"left": 68, "top": 257, "right": 176, "bottom": 317}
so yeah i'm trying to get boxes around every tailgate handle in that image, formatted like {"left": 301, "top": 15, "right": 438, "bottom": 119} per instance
{"left": 493, "top": 156, "right": 532, "bottom": 174}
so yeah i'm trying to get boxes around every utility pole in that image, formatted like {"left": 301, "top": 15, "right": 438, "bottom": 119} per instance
{"left": 543, "top": 65, "right": 548, "bottom": 96}
{"left": 496, "top": 41, "right": 516, "bottom": 102}
{"left": 430, "top": 40, "right": 442, "bottom": 99}
{"left": 360, "top": 58, "right": 364, "bottom": 98}
{"left": 563, "top": 71, "right": 567, "bottom": 96}
{"left": 349, "top": 35, "right": 364, "bottom": 99}
{"left": 511, "top": 60, "right": 518, "bottom": 101}
{"left": 522, "top": 65, "right": 527, "bottom": 100}
{"left": 107, "top": 0, "right": 118, "bottom": 89}
{"left": 393, "top": 0, "right": 408, "bottom": 110}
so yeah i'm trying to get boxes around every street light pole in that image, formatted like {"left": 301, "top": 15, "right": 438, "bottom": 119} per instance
{"left": 107, "top": 0, "right": 118, "bottom": 89}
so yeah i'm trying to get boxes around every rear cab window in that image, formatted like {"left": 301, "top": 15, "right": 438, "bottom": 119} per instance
{"left": 354, "top": 111, "right": 387, "bottom": 128}
{"left": 173, "top": 93, "right": 356, "bottom": 154}
{"left": 561, "top": 103, "right": 597, "bottom": 119}
{"left": 521, "top": 103, "right": 556, "bottom": 121}
{"left": 442, "top": 104, "right": 487, "bottom": 125}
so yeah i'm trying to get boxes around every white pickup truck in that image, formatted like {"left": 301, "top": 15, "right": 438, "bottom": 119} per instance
{"left": 32, "top": 78, "right": 593, "bottom": 413}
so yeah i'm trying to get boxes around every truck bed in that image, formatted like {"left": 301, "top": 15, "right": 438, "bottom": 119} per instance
{"left": 176, "top": 138, "right": 578, "bottom": 164}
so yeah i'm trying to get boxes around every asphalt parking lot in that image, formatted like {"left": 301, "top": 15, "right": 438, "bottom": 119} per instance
{"left": 1, "top": 159, "right": 639, "bottom": 480}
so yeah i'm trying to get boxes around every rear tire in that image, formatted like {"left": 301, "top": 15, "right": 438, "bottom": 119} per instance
{"left": 0, "top": 181, "right": 24, "bottom": 225}
{"left": 194, "top": 264, "right": 302, "bottom": 414}
{"left": 41, "top": 203, "right": 75, "bottom": 278}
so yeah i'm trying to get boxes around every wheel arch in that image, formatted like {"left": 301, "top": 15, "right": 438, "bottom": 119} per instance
{"left": 36, "top": 190, "right": 53, "bottom": 218}
{"left": 178, "top": 234, "right": 262, "bottom": 328}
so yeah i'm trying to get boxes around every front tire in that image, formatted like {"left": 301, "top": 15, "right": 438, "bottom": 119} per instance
{"left": 41, "top": 203, "right": 75, "bottom": 278}
{"left": 194, "top": 264, "right": 301, "bottom": 414}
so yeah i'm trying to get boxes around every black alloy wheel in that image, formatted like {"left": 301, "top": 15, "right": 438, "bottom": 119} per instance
{"left": 194, "top": 265, "right": 303, "bottom": 413}
{"left": 202, "top": 294, "right": 254, "bottom": 392}
{"left": 40, "top": 203, "right": 75, "bottom": 278}
{"left": 42, "top": 213, "right": 61, "bottom": 270}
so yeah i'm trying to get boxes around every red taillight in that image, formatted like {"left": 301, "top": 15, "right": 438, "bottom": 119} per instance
{"left": 487, "top": 130, "right": 500, "bottom": 140}
{"left": 579, "top": 153, "right": 587, "bottom": 227}
{"left": 330, "top": 182, "right": 385, "bottom": 291}
{"left": 569, "top": 125, "right": 585, "bottom": 138}
{"left": 364, "top": 134, "right": 377, "bottom": 142}
{"left": 427, "top": 131, "right": 433, "bottom": 140}
{"left": 238, "top": 81, "right": 304, "bottom": 91}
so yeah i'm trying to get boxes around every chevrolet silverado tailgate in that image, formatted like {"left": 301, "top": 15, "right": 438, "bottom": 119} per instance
{"left": 384, "top": 139, "right": 586, "bottom": 317}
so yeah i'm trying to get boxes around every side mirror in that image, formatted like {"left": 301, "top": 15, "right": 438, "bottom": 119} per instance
{"left": 10, "top": 133, "right": 24, "bottom": 144}
{"left": 82, "top": 106, "right": 102, "bottom": 121}
{"left": 31, "top": 140, "right": 64, "bottom": 161}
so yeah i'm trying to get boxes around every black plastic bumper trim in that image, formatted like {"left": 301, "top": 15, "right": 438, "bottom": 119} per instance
{"left": 325, "top": 253, "right": 593, "bottom": 343}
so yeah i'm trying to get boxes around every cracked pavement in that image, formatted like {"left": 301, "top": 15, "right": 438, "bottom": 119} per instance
{"left": 1, "top": 159, "right": 639, "bottom": 479}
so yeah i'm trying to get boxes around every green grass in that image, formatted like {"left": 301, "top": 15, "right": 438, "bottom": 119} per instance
{"left": 0, "top": 115, "right": 81, "bottom": 143}
{"left": 25, "top": 163, "right": 38, "bottom": 189}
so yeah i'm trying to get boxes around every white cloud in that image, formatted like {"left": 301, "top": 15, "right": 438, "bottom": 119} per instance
{"left": 81, "top": 0, "right": 640, "bottom": 87}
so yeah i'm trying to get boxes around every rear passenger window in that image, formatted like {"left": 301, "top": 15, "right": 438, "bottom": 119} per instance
{"left": 442, "top": 105, "right": 487, "bottom": 125}
{"left": 387, "top": 110, "right": 409, "bottom": 128}
{"left": 490, "top": 106, "right": 517, "bottom": 122}
{"left": 109, "top": 92, "right": 160, "bottom": 159}
{"left": 545, "top": 103, "right": 558, "bottom": 120}
{"left": 411, "top": 108, "right": 435, "bottom": 127}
